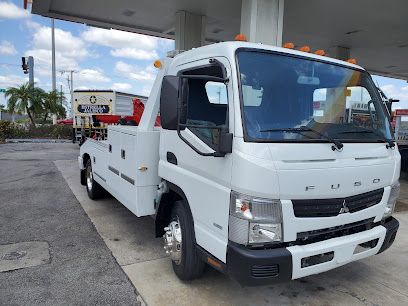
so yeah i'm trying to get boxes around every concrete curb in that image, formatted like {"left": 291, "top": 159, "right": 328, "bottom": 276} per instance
{"left": 5, "top": 138, "right": 72, "bottom": 144}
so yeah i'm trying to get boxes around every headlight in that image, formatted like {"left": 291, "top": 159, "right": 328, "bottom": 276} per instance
{"left": 383, "top": 182, "right": 400, "bottom": 219}
{"left": 229, "top": 191, "right": 282, "bottom": 245}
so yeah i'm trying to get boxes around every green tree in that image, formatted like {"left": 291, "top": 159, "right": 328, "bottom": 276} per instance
{"left": 4, "top": 83, "right": 44, "bottom": 126}
{"left": 41, "top": 90, "right": 66, "bottom": 123}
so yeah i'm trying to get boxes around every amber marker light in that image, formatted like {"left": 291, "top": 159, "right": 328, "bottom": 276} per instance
{"left": 283, "top": 42, "right": 295, "bottom": 49}
{"left": 153, "top": 60, "right": 162, "bottom": 69}
{"left": 346, "top": 58, "right": 357, "bottom": 64}
{"left": 235, "top": 34, "right": 248, "bottom": 42}
{"left": 299, "top": 46, "right": 311, "bottom": 52}
{"left": 314, "top": 49, "right": 326, "bottom": 56}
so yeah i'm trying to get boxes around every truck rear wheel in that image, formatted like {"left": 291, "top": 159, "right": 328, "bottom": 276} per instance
{"left": 85, "top": 159, "right": 105, "bottom": 199}
{"left": 163, "top": 201, "right": 205, "bottom": 280}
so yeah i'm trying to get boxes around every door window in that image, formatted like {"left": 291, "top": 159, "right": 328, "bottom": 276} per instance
{"left": 181, "top": 65, "right": 228, "bottom": 149}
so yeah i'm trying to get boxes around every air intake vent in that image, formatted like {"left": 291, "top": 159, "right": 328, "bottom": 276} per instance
{"left": 251, "top": 264, "right": 279, "bottom": 278}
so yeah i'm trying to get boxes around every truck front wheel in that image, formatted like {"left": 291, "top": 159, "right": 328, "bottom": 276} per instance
{"left": 163, "top": 201, "right": 205, "bottom": 280}
{"left": 85, "top": 159, "right": 105, "bottom": 199}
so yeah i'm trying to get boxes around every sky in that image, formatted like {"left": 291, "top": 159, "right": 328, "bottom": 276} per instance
{"left": 0, "top": 0, "right": 174, "bottom": 111}
{"left": 1, "top": 0, "right": 408, "bottom": 113}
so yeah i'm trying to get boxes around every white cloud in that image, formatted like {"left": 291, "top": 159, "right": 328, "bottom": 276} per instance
{"left": 77, "top": 69, "right": 110, "bottom": 83}
{"left": 140, "top": 86, "right": 152, "bottom": 97}
{"left": 82, "top": 28, "right": 157, "bottom": 49}
{"left": 32, "top": 25, "right": 89, "bottom": 59}
{"left": 75, "top": 86, "right": 90, "bottom": 91}
{"left": 82, "top": 27, "right": 165, "bottom": 60}
{"left": 381, "top": 84, "right": 408, "bottom": 107}
{"left": 0, "top": 40, "right": 17, "bottom": 55}
{"left": 114, "top": 61, "right": 156, "bottom": 82}
{"left": 0, "top": 2, "right": 29, "bottom": 19}
{"left": 25, "top": 49, "right": 80, "bottom": 75}
{"left": 24, "top": 24, "right": 91, "bottom": 80}
{"left": 111, "top": 82, "right": 132, "bottom": 91}
{"left": 110, "top": 48, "right": 157, "bottom": 60}
{"left": 0, "top": 74, "right": 26, "bottom": 88}
{"left": 24, "top": 20, "right": 41, "bottom": 30}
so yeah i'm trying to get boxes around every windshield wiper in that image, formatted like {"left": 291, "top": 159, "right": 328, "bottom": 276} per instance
{"left": 260, "top": 126, "right": 344, "bottom": 151}
{"left": 339, "top": 130, "right": 395, "bottom": 149}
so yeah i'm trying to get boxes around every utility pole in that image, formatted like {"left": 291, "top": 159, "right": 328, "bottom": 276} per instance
{"left": 22, "top": 56, "right": 34, "bottom": 107}
{"left": 51, "top": 18, "right": 57, "bottom": 124}
{"left": 27, "top": 56, "right": 34, "bottom": 86}
{"left": 22, "top": 56, "right": 34, "bottom": 85}
{"left": 60, "top": 70, "right": 77, "bottom": 118}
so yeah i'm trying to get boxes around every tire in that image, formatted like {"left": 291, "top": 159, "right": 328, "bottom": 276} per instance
{"left": 166, "top": 201, "right": 205, "bottom": 281}
{"left": 85, "top": 159, "right": 105, "bottom": 199}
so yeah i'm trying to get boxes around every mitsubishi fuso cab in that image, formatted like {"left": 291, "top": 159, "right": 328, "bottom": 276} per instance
{"left": 79, "top": 41, "right": 400, "bottom": 286}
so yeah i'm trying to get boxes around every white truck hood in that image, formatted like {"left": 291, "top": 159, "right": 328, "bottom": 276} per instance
{"left": 231, "top": 140, "right": 400, "bottom": 200}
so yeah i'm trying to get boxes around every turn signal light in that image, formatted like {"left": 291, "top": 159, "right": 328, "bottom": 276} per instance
{"left": 346, "top": 58, "right": 357, "bottom": 64}
{"left": 235, "top": 34, "right": 248, "bottom": 42}
{"left": 153, "top": 60, "right": 162, "bottom": 69}
{"left": 299, "top": 45, "right": 311, "bottom": 53}
{"left": 283, "top": 42, "right": 295, "bottom": 49}
{"left": 314, "top": 49, "right": 326, "bottom": 56}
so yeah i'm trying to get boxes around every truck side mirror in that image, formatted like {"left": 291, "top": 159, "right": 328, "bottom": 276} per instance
{"left": 218, "top": 129, "right": 233, "bottom": 155}
{"left": 160, "top": 75, "right": 180, "bottom": 130}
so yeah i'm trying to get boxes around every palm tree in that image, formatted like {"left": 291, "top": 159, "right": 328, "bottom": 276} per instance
{"left": 41, "top": 90, "right": 66, "bottom": 123}
{"left": 4, "top": 83, "right": 44, "bottom": 126}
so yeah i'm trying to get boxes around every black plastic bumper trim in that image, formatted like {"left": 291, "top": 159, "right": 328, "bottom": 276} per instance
{"left": 226, "top": 241, "right": 292, "bottom": 286}
{"left": 377, "top": 217, "right": 399, "bottom": 254}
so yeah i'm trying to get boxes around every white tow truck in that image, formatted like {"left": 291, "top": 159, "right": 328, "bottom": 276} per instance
{"left": 79, "top": 41, "right": 400, "bottom": 286}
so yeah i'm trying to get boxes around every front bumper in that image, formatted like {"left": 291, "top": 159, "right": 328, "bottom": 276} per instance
{"left": 227, "top": 217, "right": 399, "bottom": 286}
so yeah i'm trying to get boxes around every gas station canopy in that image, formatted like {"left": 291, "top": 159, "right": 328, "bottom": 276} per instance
{"left": 30, "top": 0, "right": 408, "bottom": 80}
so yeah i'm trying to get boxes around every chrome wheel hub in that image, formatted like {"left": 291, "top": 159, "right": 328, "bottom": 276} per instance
{"left": 163, "top": 219, "right": 182, "bottom": 265}
{"left": 86, "top": 166, "right": 93, "bottom": 191}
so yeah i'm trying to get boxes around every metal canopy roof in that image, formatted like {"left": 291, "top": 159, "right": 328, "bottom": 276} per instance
{"left": 31, "top": 0, "right": 408, "bottom": 80}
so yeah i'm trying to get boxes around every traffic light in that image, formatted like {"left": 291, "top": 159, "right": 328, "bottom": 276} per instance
{"left": 22, "top": 57, "right": 28, "bottom": 74}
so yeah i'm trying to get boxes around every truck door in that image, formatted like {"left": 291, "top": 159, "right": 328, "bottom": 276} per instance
{"left": 160, "top": 57, "right": 233, "bottom": 262}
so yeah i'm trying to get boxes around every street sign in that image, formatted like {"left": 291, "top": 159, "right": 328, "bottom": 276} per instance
{"left": 0, "top": 89, "right": 6, "bottom": 93}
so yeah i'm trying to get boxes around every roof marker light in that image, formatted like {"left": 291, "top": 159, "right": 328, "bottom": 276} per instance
{"left": 346, "top": 58, "right": 357, "bottom": 64}
{"left": 235, "top": 34, "right": 248, "bottom": 42}
{"left": 299, "top": 46, "right": 311, "bottom": 53}
{"left": 314, "top": 49, "right": 326, "bottom": 56}
{"left": 283, "top": 42, "right": 295, "bottom": 49}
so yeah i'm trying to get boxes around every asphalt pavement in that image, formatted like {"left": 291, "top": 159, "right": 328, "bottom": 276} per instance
{"left": 0, "top": 143, "right": 141, "bottom": 306}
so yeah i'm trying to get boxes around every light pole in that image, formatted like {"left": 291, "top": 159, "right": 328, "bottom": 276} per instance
{"left": 51, "top": 18, "right": 57, "bottom": 124}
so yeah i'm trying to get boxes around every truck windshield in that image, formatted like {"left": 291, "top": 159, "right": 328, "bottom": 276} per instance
{"left": 237, "top": 50, "right": 392, "bottom": 143}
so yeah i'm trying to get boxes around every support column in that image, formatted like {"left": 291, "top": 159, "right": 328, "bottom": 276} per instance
{"left": 175, "top": 11, "right": 206, "bottom": 50}
{"left": 240, "top": 0, "right": 284, "bottom": 46}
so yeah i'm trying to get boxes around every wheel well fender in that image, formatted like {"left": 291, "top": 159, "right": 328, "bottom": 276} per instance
{"left": 155, "top": 182, "right": 194, "bottom": 238}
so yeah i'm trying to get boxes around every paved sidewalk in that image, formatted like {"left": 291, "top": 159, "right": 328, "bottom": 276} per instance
{"left": 0, "top": 143, "right": 141, "bottom": 306}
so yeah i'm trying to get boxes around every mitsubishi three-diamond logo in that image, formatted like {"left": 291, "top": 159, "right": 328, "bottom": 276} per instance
{"left": 339, "top": 200, "right": 350, "bottom": 214}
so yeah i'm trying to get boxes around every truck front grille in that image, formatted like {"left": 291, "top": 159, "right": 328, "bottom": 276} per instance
{"left": 292, "top": 188, "right": 384, "bottom": 218}
{"left": 296, "top": 218, "right": 375, "bottom": 245}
